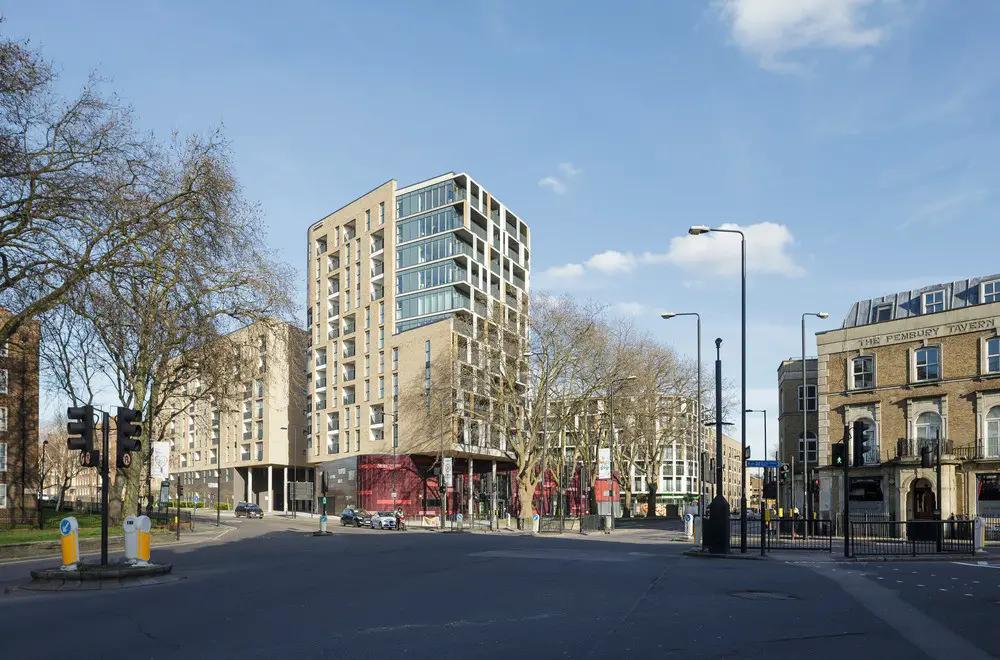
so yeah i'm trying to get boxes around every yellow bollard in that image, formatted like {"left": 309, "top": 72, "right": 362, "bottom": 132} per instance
{"left": 60, "top": 517, "right": 80, "bottom": 570}
{"left": 137, "top": 515, "right": 152, "bottom": 564}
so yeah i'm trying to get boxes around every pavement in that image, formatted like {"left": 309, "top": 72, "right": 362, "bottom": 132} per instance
{"left": 0, "top": 515, "right": 996, "bottom": 659}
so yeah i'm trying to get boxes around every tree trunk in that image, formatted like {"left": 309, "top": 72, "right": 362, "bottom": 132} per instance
{"left": 516, "top": 475, "right": 536, "bottom": 525}
{"left": 623, "top": 489, "right": 632, "bottom": 518}
{"left": 646, "top": 483, "right": 658, "bottom": 518}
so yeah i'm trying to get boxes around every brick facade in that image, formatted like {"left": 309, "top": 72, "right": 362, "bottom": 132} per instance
{"left": 0, "top": 310, "right": 41, "bottom": 523}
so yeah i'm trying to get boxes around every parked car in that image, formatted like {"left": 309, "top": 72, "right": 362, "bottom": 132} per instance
{"left": 340, "top": 508, "right": 372, "bottom": 527}
{"left": 371, "top": 511, "right": 397, "bottom": 530}
{"left": 235, "top": 503, "right": 264, "bottom": 519}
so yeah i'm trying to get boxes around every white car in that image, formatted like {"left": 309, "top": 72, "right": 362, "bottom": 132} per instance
{"left": 371, "top": 511, "right": 397, "bottom": 530}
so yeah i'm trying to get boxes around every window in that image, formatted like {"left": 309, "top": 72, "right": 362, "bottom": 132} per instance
{"left": 365, "top": 307, "right": 370, "bottom": 329}
{"left": 379, "top": 202, "right": 385, "bottom": 225}
{"left": 355, "top": 429, "right": 360, "bottom": 451}
{"left": 797, "top": 384, "right": 817, "bottom": 411}
{"left": 871, "top": 304, "right": 892, "bottom": 323}
{"left": 425, "top": 340, "right": 431, "bottom": 401}
{"left": 379, "top": 328, "right": 385, "bottom": 349}
{"left": 255, "top": 442, "right": 264, "bottom": 461}
{"left": 989, "top": 338, "right": 1000, "bottom": 374}
{"left": 915, "top": 346, "right": 941, "bottom": 381}
{"left": 0, "top": 442, "right": 5, "bottom": 471}
{"left": 379, "top": 303, "right": 385, "bottom": 325}
{"left": 379, "top": 377, "right": 385, "bottom": 399}
{"left": 366, "top": 209, "right": 371, "bottom": 232}
{"left": 365, "top": 355, "right": 370, "bottom": 377}
{"left": 986, "top": 407, "right": 1000, "bottom": 458}
{"left": 983, "top": 280, "right": 1000, "bottom": 304}
{"left": 378, "top": 351, "right": 384, "bottom": 374}
{"left": 0, "top": 407, "right": 6, "bottom": 431}
{"left": 0, "top": 483, "right": 6, "bottom": 508}
{"left": 915, "top": 411, "right": 942, "bottom": 452}
{"left": 365, "top": 380, "right": 370, "bottom": 402}
{"left": 365, "top": 331, "right": 371, "bottom": 354}
{"left": 393, "top": 374, "right": 399, "bottom": 398}
{"left": 922, "top": 290, "right": 944, "bottom": 314}
{"left": 0, "top": 369, "right": 7, "bottom": 395}
{"left": 392, "top": 348, "right": 399, "bottom": 371}
{"left": 852, "top": 356, "right": 874, "bottom": 389}
{"left": 798, "top": 433, "right": 817, "bottom": 463}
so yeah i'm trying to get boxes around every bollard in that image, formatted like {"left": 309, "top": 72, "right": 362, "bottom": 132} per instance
{"left": 123, "top": 515, "right": 139, "bottom": 564}
{"left": 136, "top": 515, "right": 152, "bottom": 565}
{"left": 684, "top": 513, "right": 694, "bottom": 540}
{"left": 975, "top": 516, "right": 984, "bottom": 552}
{"left": 532, "top": 513, "right": 540, "bottom": 533}
{"left": 320, "top": 514, "right": 328, "bottom": 534}
{"left": 60, "top": 517, "right": 80, "bottom": 571}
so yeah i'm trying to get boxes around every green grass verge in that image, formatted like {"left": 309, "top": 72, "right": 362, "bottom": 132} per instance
{"left": 0, "top": 513, "right": 173, "bottom": 546}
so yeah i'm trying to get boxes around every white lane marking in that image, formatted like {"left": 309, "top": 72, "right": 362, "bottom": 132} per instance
{"left": 953, "top": 562, "right": 1000, "bottom": 570}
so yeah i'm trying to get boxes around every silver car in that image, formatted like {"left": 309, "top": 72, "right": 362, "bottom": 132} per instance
{"left": 371, "top": 511, "right": 397, "bottom": 530}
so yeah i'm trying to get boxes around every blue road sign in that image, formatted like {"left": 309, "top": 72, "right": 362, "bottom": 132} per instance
{"left": 320, "top": 515, "right": 328, "bottom": 523}
{"left": 193, "top": 495, "right": 199, "bottom": 504}
{"left": 746, "top": 459, "right": 780, "bottom": 468}
{"left": 60, "top": 519, "right": 72, "bottom": 535}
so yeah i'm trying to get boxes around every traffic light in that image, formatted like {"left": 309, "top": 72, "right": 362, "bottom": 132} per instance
{"left": 779, "top": 463, "right": 790, "bottom": 482}
{"left": 67, "top": 405, "right": 98, "bottom": 467}
{"left": 177, "top": 480, "right": 184, "bottom": 497}
{"left": 831, "top": 443, "right": 846, "bottom": 467}
{"left": 852, "top": 420, "right": 868, "bottom": 467}
{"left": 811, "top": 478, "right": 820, "bottom": 494}
{"left": 115, "top": 406, "right": 142, "bottom": 469}
{"left": 743, "top": 445, "right": 752, "bottom": 461}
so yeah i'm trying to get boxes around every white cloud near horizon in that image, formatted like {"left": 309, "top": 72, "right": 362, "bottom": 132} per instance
{"left": 538, "top": 222, "right": 803, "bottom": 286}
{"left": 538, "top": 161, "right": 583, "bottom": 195}
{"left": 715, "top": 0, "right": 888, "bottom": 71}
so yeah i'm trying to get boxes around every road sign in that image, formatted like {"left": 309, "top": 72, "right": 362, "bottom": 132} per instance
{"left": 193, "top": 495, "right": 199, "bottom": 504}
{"left": 457, "top": 513, "right": 463, "bottom": 522}
{"left": 320, "top": 515, "right": 328, "bottom": 523}
{"left": 151, "top": 441, "right": 170, "bottom": 479}
{"left": 60, "top": 519, "right": 72, "bottom": 535}
{"left": 746, "top": 460, "right": 781, "bottom": 468}
{"left": 441, "top": 457, "right": 453, "bottom": 488}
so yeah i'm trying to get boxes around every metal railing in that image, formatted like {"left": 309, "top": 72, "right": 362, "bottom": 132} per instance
{"left": 718, "top": 517, "right": 833, "bottom": 552}
{"left": 849, "top": 520, "right": 974, "bottom": 557}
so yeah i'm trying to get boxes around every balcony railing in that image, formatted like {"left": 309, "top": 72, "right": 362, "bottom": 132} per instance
{"left": 242, "top": 431, "right": 252, "bottom": 441}
{"left": 315, "top": 377, "right": 327, "bottom": 389}
{"left": 316, "top": 355, "right": 327, "bottom": 366}
{"left": 894, "top": 437, "right": 954, "bottom": 459}
{"left": 373, "top": 262, "right": 384, "bottom": 277}
{"left": 372, "top": 240, "right": 384, "bottom": 253}
{"left": 371, "top": 413, "right": 385, "bottom": 426}
{"left": 343, "top": 346, "right": 356, "bottom": 358}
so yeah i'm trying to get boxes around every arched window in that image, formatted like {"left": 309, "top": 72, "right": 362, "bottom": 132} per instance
{"left": 915, "top": 412, "right": 942, "bottom": 452}
{"left": 986, "top": 407, "right": 1000, "bottom": 458}
{"left": 856, "top": 418, "right": 878, "bottom": 465}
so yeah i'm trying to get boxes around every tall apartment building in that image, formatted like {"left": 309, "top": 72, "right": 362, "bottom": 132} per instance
{"left": 161, "top": 320, "right": 308, "bottom": 512}
{"left": 0, "top": 310, "right": 41, "bottom": 522}
{"left": 776, "top": 358, "right": 819, "bottom": 512}
{"left": 816, "top": 273, "right": 1000, "bottom": 521}
{"left": 305, "top": 173, "right": 530, "bottom": 516}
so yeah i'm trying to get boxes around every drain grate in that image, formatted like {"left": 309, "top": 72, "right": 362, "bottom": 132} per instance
{"left": 730, "top": 590, "right": 797, "bottom": 601}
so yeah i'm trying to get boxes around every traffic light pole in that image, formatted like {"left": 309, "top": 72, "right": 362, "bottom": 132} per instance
{"left": 100, "top": 410, "right": 110, "bottom": 567}
{"left": 843, "top": 425, "right": 850, "bottom": 559}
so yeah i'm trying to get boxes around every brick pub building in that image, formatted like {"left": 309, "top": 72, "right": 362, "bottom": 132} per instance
{"left": 817, "top": 274, "right": 1000, "bottom": 522}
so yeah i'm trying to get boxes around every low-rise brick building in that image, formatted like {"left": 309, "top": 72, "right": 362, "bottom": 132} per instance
{"left": 817, "top": 273, "right": 1000, "bottom": 522}
{"left": 0, "top": 310, "right": 41, "bottom": 523}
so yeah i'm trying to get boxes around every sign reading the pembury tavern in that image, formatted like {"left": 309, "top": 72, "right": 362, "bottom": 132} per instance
{"left": 859, "top": 318, "right": 997, "bottom": 348}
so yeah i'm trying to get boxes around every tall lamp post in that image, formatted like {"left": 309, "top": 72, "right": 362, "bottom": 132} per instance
{"left": 746, "top": 408, "right": 768, "bottom": 498}
{"left": 661, "top": 312, "right": 702, "bottom": 525}
{"left": 608, "top": 375, "right": 636, "bottom": 529}
{"left": 801, "top": 312, "right": 829, "bottom": 533}
{"left": 688, "top": 225, "right": 748, "bottom": 552}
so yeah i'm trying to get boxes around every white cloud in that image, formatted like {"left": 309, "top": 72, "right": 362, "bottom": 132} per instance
{"left": 616, "top": 302, "right": 648, "bottom": 316}
{"left": 541, "top": 262, "right": 585, "bottom": 280}
{"left": 538, "top": 162, "right": 582, "bottom": 195}
{"left": 586, "top": 250, "right": 636, "bottom": 274}
{"left": 537, "top": 223, "right": 802, "bottom": 290}
{"left": 715, "top": 0, "right": 887, "bottom": 71}
{"left": 537, "top": 176, "right": 567, "bottom": 195}
{"left": 657, "top": 222, "right": 804, "bottom": 277}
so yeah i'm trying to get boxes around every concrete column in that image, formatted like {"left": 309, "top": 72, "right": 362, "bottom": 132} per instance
{"left": 283, "top": 467, "right": 289, "bottom": 512}
{"left": 267, "top": 466, "right": 274, "bottom": 513}
{"left": 468, "top": 459, "right": 474, "bottom": 517}
{"left": 247, "top": 469, "right": 253, "bottom": 506}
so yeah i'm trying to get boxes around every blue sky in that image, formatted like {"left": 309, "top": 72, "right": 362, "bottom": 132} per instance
{"left": 7, "top": 1, "right": 1000, "bottom": 457}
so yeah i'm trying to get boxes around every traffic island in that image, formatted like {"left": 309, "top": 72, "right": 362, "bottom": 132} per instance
{"left": 22, "top": 561, "right": 174, "bottom": 591}
{"left": 682, "top": 548, "right": 768, "bottom": 561}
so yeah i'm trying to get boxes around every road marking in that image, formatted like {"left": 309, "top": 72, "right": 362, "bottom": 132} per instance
{"left": 953, "top": 562, "right": 1000, "bottom": 570}
{"left": 939, "top": 589, "right": 947, "bottom": 592}
{"left": 917, "top": 584, "right": 925, "bottom": 587}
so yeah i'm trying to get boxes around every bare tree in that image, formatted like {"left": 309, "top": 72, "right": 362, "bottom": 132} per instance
{"left": 40, "top": 413, "right": 84, "bottom": 512}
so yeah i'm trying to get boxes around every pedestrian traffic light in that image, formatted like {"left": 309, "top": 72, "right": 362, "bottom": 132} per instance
{"left": 177, "top": 480, "right": 184, "bottom": 497}
{"left": 779, "top": 463, "right": 790, "bottom": 482}
{"left": 921, "top": 445, "right": 933, "bottom": 469}
{"left": 852, "top": 420, "right": 868, "bottom": 467}
{"left": 831, "top": 443, "right": 845, "bottom": 467}
{"left": 743, "top": 445, "right": 751, "bottom": 461}
{"left": 115, "top": 406, "right": 142, "bottom": 469}
{"left": 811, "top": 478, "right": 820, "bottom": 494}
{"left": 67, "top": 405, "right": 98, "bottom": 467}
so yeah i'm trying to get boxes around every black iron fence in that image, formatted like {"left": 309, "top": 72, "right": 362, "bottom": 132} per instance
{"left": 580, "top": 514, "right": 607, "bottom": 533}
{"left": 719, "top": 517, "right": 834, "bottom": 552}
{"left": 849, "top": 520, "right": 975, "bottom": 557}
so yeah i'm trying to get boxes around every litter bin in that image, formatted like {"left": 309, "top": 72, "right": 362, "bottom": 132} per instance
{"left": 123, "top": 515, "right": 139, "bottom": 562}
{"left": 603, "top": 515, "right": 613, "bottom": 533}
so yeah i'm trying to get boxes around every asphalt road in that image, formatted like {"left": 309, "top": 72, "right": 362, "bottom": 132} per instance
{"left": 0, "top": 515, "right": 994, "bottom": 659}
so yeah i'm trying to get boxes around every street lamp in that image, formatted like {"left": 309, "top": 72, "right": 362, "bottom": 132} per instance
{"left": 688, "top": 224, "right": 747, "bottom": 552}
{"left": 608, "top": 375, "right": 636, "bottom": 529}
{"left": 745, "top": 408, "right": 767, "bottom": 504}
{"left": 661, "top": 312, "right": 703, "bottom": 526}
{"left": 801, "top": 312, "right": 829, "bottom": 533}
